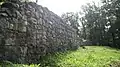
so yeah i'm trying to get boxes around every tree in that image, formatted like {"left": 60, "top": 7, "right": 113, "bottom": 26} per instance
{"left": 79, "top": 0, "right": 120, "bottom": 48}
{"left": 61, "top": 12, "right": 80, "bottom": 35}
{"left": 79, "top": 2, "right": 105, "bottom": 45}
{"left": 102, "top": 0, "right": 120, "bottom": 48}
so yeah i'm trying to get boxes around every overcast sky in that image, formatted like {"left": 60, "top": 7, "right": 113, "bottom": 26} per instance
{"left": 37, "top": 0, "right": 101, "bottom": 16}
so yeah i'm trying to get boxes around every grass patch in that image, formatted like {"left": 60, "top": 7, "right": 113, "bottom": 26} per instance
{"left": 1, "top": 46, "right": 120, "bottom": 67}
{"left": 0, "top": 63, "right": 40, "bottom": 67}
{"left": 40, "top": 46, "right": 120, "bottom": 67}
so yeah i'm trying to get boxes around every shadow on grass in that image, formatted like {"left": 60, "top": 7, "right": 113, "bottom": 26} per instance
{"left": 105, "top": 60, "right": 120, "bottom": 67}
{"left": 39, "top": 49, "right": 77, "bottom": 67}
{"left": 0, "top": 61, "right": 40, "bottom": 67}
{"left": 0, "top": 49, "right": 78, "bottom": 67}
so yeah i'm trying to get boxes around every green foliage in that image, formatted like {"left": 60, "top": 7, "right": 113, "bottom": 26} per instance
{"left": 0, "top": 46, "right": 120, "bottom": 67}
{"left": 80, "top": 2, "right": 105, "bottom": 45}
{"left": 39, "top": 46, "right": 120, "bottom": 67}
{"left": 14, "top": 64, "right": 40, "bottom": 67}
{"left": 79, "top": 0, "right": 120, "bottom": 47}
{"left": 0, "top": 60, "right": 14, "bottom": 67}
{"left": 0, "top": 63, "right": 40, "bottom": 67}
{"left": 61, "top": 12, "right": 80, "bottom": 35}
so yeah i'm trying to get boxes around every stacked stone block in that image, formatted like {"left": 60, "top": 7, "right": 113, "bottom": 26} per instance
{"left": 0, "top": 1, "right": 78, "bottom": 63}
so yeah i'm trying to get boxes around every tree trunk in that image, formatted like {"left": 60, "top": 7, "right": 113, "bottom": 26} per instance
{"left": 111, "top": 33, "right": 115, "bottom": 47}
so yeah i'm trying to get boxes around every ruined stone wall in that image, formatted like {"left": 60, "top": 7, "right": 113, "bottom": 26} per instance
{"left": 0, "top": 1, "right": 78, "bottom": 63}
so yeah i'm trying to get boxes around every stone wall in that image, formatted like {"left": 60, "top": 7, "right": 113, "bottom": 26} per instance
{"left": 0, "top": 1, "right": 78, "bottom": 63}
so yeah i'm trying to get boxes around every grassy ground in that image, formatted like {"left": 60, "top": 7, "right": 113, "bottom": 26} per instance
{"left": 1, "top": 46, "right": 120, "bottom": 67}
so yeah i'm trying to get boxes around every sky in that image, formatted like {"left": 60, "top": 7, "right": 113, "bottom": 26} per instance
{"left": 37, "top": 0, "right": 101, "bottom": 16}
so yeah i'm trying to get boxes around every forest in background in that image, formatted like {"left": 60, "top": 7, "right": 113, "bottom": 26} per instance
{"left": 61, "top": 0, "right": 120, "bottom": 48}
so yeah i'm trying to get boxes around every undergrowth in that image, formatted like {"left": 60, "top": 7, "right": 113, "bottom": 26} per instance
{"left": 1, "top": 46, "right": 120, "bottom": 67}
{"left": 40, "top": 46, "right": 120, "bottom": 67}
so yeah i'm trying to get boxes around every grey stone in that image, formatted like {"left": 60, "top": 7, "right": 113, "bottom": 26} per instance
{"left": 0, "top": 13, "right": 8, "bottom": 17}
{"left": 0, "top": 1, "right": 78, "bottom": 63}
